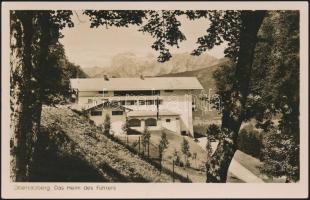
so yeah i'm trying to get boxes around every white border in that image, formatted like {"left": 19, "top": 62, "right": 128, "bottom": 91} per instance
{"left": 1, "top": 1, "right": 308, "bottom": 199}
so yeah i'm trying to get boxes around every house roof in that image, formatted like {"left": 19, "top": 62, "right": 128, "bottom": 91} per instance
{"left": 69, "top": 101, "right": 132, "bottom": 111}
{"left": 127, "top": 110, "right": 179, "bottom": 117}
{"left": 70, "top": 77, "right": 203, "bottom": 91}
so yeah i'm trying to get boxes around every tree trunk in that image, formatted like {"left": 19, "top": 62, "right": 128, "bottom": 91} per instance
{"left": 206, "top": 11, "right": 266, "bottom": 183}
{"left": 10, "top": 11, "right": 50, "bottom": 181}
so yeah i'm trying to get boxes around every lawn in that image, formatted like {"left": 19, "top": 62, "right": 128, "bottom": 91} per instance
{"left": 115, "top": 130, "right": 245, "bottom": 183}
{"left": 234, "top": 150, "right": 286, "bottom": 183}
{"left": 115, "top": 129, "right": 208, "bottom": 182}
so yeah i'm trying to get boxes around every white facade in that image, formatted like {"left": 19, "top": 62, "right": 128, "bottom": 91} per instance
{"left": 70, "top": 77, "right": 203, "bottom": 136}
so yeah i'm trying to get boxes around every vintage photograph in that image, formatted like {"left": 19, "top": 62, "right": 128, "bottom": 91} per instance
{"left": 2, "top": 1, "right": 308, "bottom": 199}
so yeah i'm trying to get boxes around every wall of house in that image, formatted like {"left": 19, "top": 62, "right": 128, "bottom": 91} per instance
{"left": 89, "top": 107, "right": 126, "bottom": 135}
{"left": 79, "top": 89, "right": 197, "bottom": 136}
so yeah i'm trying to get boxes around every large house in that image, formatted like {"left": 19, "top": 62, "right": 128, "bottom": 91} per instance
{"left": 69, "top": 77, "right": 203, "bottom": 136}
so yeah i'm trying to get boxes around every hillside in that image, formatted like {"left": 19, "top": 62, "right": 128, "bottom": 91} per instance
{"left": 83, "top": 52, "right": 219, "bottom": 78}
{"left": 160, "top": 57, "right": 230, "bottom": 91}
{"left": 31, "top": 106, "right": 176, "bottom": 182}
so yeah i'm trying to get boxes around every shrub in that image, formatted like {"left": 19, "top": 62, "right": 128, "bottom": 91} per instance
{"left": 103, "top": 114, "right": 111, "bottom": 135}
{"left": 186, "top": 160, "right": 191, "bottom": 168}
{"left": 261, "top": 128, "right": 299, "bottom": 182}
{"left": 193, "top": 124, "right": 208, "bottom": 138}
{"left": 206, "top": 124, "right": 221, "bottom": 141}
{"left": 237, "top": 124, "right": 263, "bottom": 159}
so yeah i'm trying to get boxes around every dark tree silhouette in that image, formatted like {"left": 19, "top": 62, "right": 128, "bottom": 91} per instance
{"left": 10, "top": 10, "right": 73, "bottom": 181}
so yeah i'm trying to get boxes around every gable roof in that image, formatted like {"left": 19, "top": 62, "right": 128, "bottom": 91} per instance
{"left": 69, "top": 100, "right": 132, "bottom": 111}
{"left": 70, "top": 77, "right": 203, "bottom": 91}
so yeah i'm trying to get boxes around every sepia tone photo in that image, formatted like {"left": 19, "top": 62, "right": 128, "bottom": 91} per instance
{"left": 2, "top": 1, "right": 309, "bottom": 199}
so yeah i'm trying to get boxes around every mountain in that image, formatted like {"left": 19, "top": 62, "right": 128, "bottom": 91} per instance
{"left": 83, "top": 52, "right": 220, "bottom": 78}
{"left": 160, "top": 57, "right": 230, "bottom": 90}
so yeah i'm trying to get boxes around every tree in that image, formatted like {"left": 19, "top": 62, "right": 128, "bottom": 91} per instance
{"left": 194, "top": 10, "right": 267, "bottom": 182}
{"left": 103, "top": 114, "right": 111, "bottom": 135}
{"left": 181, "top": 138, "right": 191, "bottom": 168}
{"left": 192, "top": 152, "right": 198, "bottom": 169}
{"left": 122, "top": 117, "right": 130, "bottom": 135}
{"left": 158, "top": 132, "right": 169, "bottom": 168}
{"left": 42, "top": 42, "right": 88, "bottom": 105}
{"left": 261, "top": 128, "right": 299, "bottom": 182}
{"left": 252, "top": 11, "right": 300, "bottom": 182}
{"left": 141, "top": 125, "right": 151, "bottom": 157}
{"left": 10, "top": 10, "right": 73, "bottom": 181}
{"left": 173, "top": 149, "right": 181, "bottom": 166}
{"left": 206, "top": 124, "right": 221, "bottom": 141}
{"left": 205, "top": 135, "right": 213, "bottom": 159}
{"left": 11, "top": 9, "right": 298, "bottom": 183}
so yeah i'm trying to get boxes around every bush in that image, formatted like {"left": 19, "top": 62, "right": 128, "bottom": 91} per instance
{"left": 193, "top": 124, "right": 208, "bottom": 138}
{"left": 206, "top": 124, "right": 221, "bottom": 141}
{"left": 186, "top": 160, "right": 191, "bottom": 168}
{"left": 261, "top": 128, "right": 299, "bottom": 182}
{"left": 237, "top": 124, "right": 263, "bottom": 159}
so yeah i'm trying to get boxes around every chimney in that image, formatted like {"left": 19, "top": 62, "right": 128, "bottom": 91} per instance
{"left": 104, "top": 75, "right": 109, "bottom": 81}
{"left": 140, "top": 74, "right": 144, "bottom": 80}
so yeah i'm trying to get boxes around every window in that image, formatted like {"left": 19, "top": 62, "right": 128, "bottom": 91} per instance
{"left": 90, "top": 110, "right": 102, "bottom": 116}
{"left": 166, "top": 119, "right": 171, "bottom": 123}
{"left": 98, "top": 91, "right": 108, "bottom": 95}
{"left": 139, "top": 100, "right": 146, "bottom": 105}
{"left": 114, "top": 90, "right": 160, "bottom": 96}
{"left": 128, "top": 118, "right": 141, "bottom": 127}
{"left": 112, "top": 111, "right": 123, "bottom": 115}
{"left": 146, "top": 100, "right": 154, "bottom": 105}
{"left": 126, "top": 100, "right": 136, "bottom": 105}
{"left": 145, "top": 118, "right": 157, "bottom": 126}
{"left": 164, "top": 90, "right": 174, "bottom": 92}
{"left": 88, "top": 99, "right": 93, "bottom": 103}
{"left": 155, "top": 99, "right": 162, "bottom": 105}
{"left": 120, "top": 100, "right": 126, "bottom": 105}
{"left": 176, "top": 117, "right": 180, "bottom": 120}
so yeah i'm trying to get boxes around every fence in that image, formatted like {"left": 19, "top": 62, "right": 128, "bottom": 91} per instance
{"left": 104, "top": 133, "right": 191, "bottom": 182}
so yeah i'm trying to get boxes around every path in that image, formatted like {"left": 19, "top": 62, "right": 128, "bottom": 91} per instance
{"left": 197, "top": 137, "right": 264, "bottom": 183}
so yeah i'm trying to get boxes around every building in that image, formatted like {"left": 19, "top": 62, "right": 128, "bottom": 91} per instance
{"left": 69, "top": 77, "right": 203, "bottom": 136}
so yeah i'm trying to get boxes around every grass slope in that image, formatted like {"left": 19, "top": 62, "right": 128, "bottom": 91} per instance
{"left": 33, "top": 106, "right": 176, "bottom": 182}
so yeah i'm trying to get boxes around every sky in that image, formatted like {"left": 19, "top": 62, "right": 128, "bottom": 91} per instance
{"left": 60, "top": 11, "right": 226, "bottom": 69}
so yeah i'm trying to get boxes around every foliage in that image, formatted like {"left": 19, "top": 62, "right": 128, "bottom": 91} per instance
{"left": 84, "top": 10, "right": 208, "bottom": 62}
{"left": 181, "top": 138, "right": 191, "bottom": 167}
{"left": 206, "top": 124, "right": 221, "bottom": 141}
{"left": 191, "top": 10, "right": 242, "bottom": 61}
{"left": 10, "top": 9, "right": 299, "bottom": 183}
{"left": 141, "top": 125, "right": 151, "bottom": 155}
{"left": 10, "top": 10, "right": 74, "bottom": 181}
{"left": 43, "top": 42, "right": 88, "bottom": 105}
{"left": 158, "top": 132, "right": 169, "bottom": 160}
{"left": 205, "top": 136, "right": 213, "bottom": 159}
{"left": 261, "top": 127, "right": 299, "bottom": 182}
{"left": 122, "top": 117, "right": 130, "bottom": 135}
{"left": 247, "top": 11, "right": 299, "bottom": 182}
{"left": 237, "top": 124, "right": 263, "bottom": 159}
{"left": 173, "top": 149, "right": 181, "bottom": 166}
{"left": 103, "top": 114, "right": 111, "bottom": 135}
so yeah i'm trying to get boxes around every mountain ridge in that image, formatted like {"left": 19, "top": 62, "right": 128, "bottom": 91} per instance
{"left": 83, "top": 52, "right": 221, "bottom": 78}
